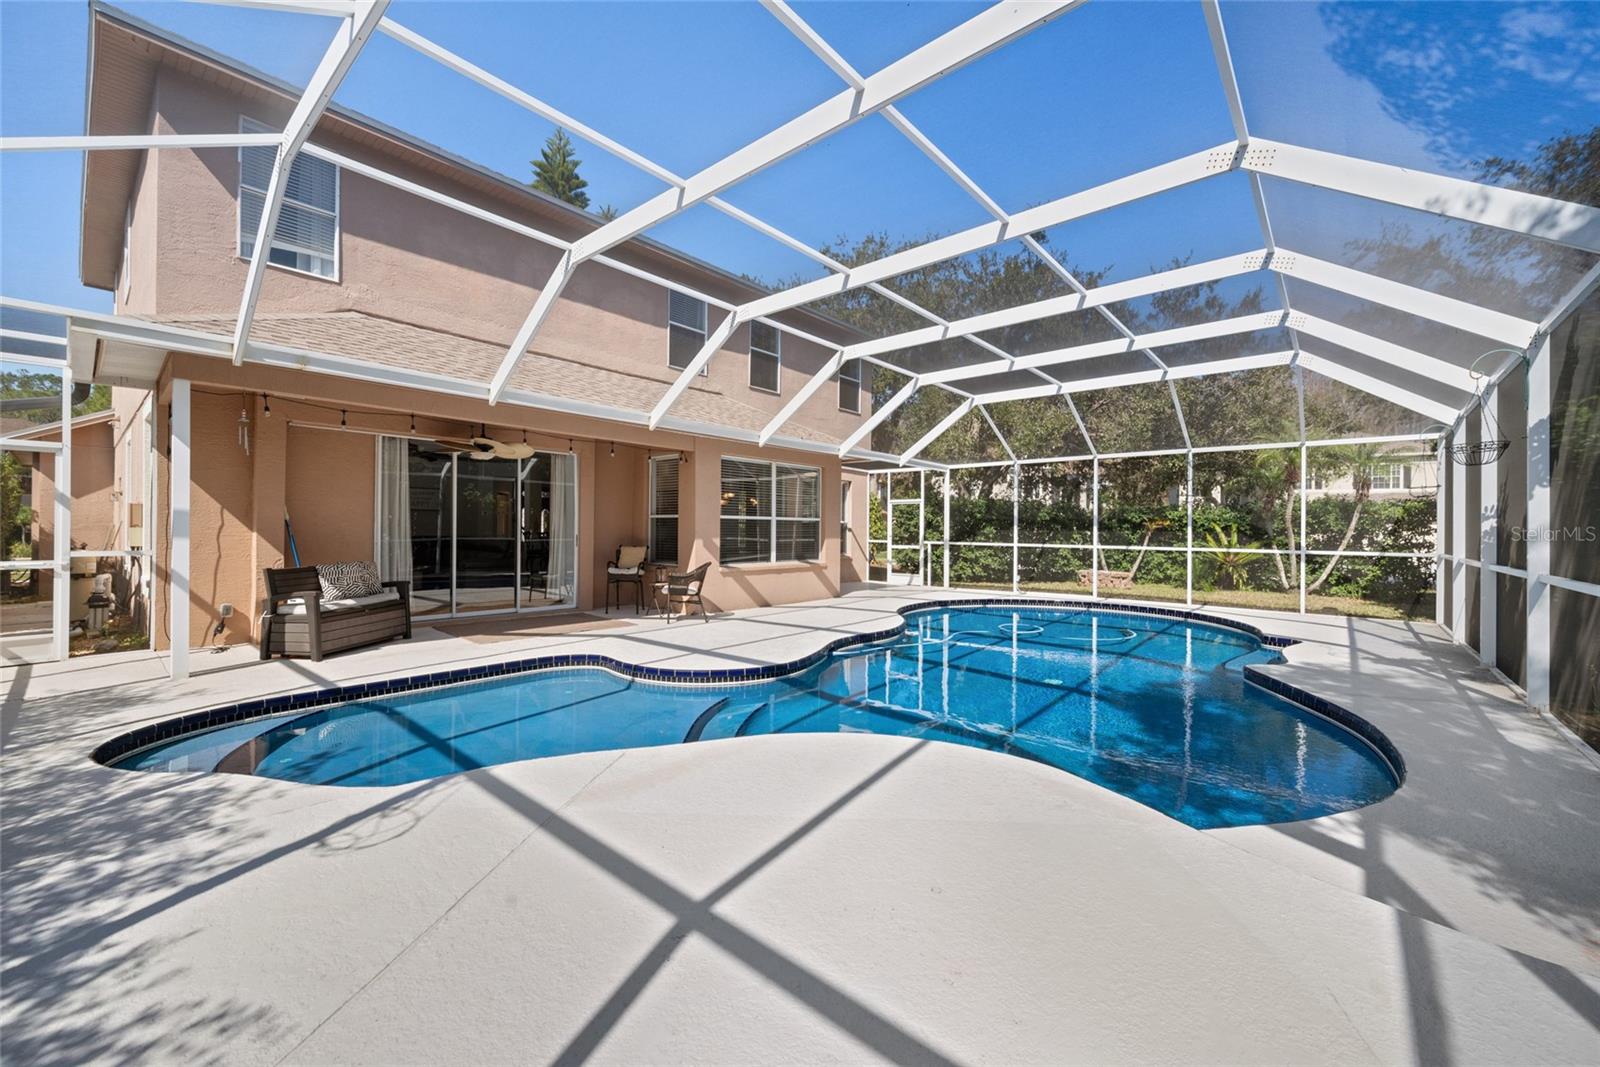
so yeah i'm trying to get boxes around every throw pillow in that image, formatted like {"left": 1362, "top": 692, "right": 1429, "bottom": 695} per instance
{"left": 317, "top": 560, "right": 383, "bottom": 600}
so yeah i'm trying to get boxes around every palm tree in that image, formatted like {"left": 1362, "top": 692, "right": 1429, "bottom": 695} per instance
{"left": 1305, "top": 444, "right": 1383, "bottom": 594}
{"left": 1202, "top": 522, "right": 1256, "bottom": 590}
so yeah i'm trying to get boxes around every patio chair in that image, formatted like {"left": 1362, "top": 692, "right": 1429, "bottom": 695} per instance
{"left": 606, "top": 545, "right": 648, "bottom": 614}
{"left": 651, "top": 561, "right": 712, "bottom": 623}
{"left": 259, "top": 564, "right": 411, "bottom": 661}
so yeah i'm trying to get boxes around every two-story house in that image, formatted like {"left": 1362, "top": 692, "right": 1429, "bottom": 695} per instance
{"left": 77, "top": 3, "right": 876, "bottom": 653}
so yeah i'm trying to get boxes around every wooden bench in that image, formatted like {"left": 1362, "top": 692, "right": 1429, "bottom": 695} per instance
{"left": 259, "top": 565, "right": 412, "bottom": 661}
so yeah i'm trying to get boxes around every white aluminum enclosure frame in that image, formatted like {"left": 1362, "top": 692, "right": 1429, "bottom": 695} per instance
{"left": 5, "top": 0, "right": 1600, "bottom": 710}
{"left": 232, "top": 0, "right": 388, "bottom": 364}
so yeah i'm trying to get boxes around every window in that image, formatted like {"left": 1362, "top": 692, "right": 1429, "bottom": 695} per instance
{"left": 1368, "top": 463, "right": 1408, "bottom": 491}
{"left": 1308, "top": 472, "right": 1328, "bottom": 491}
{"left": 668, "top": 291, "right": 707, "bottom": 371}
{"left": 749, "top": 321, "right": 780, "bottom": 393}
{"left": 840, "top": 481, "right": 851, "bottom": 556}
{"left": 238, "top": 117, "right": 338, "bottom": 279}
{"left": 838, "top": 358, "right": 861, "bottom": 413}
{"left": 649, "top": 454, "right": 679, "bottom": 562}
{"left": 720, "top": 457, "right": 820, "bottom": 564}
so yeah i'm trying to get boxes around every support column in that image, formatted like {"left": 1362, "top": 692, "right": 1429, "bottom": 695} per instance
{"left": 918, "top": 469, "right": 927, "bottom": 585}
{"left": 1091, "top": 456, "right": 1100, "bottom": 600}
{"left": 1479, "top": 383, "right": 1498, "bottom": 667}
{"left": 1435, "top": 442, "right": 1447, "bottom": 628}
{"left": 1299, "top": 444, "right": 1308, "bottom": 615}
{"left": 1450, "top": 426, "right": 1469, "bottom": 643}
{"left": 1184, "top": 451, "right": 1194, "bottom": 607}
{"left": 170, "top": 379, "right": 191, "bottom": 682}
{"left": 52, "top": 365, "right": 73, "bottom": 661}
{"left": 1526, "top": 336, "right": 1552, "bottom": 710}
{"left": 1011, "top": 461, "right": 1019, "bottom": 594}
{"left": 941, "top": 471, "right": 951, "bottom": 589}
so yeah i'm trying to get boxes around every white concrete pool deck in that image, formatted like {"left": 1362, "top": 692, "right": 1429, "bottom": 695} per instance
{"left": 3, "top": 586, "right": 1598, "bottom": 1064}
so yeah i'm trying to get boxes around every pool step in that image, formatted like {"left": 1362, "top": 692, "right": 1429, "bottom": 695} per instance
{"left": 684, "top": 700, "right": 771, "bottom": 742}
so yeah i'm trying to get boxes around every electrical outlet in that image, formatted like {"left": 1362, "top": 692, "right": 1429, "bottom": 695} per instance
{"left": 219, "top": 603, "right": 234, "bottom": 618}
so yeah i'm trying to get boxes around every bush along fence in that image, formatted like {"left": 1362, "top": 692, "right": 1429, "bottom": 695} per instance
{"left": 864, "top": 455, "right": 1439, "bottom": 620}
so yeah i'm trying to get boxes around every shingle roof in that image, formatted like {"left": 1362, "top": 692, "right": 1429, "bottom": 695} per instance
{"left": 159, "top": 311, "right": 841, "bottom": 444}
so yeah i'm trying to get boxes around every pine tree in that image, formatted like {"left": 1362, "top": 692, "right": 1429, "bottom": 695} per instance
{"left": 530, "top": 129, "right": 589, "bottom": 209}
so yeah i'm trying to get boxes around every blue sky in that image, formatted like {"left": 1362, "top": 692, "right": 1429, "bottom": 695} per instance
{"left": 2, "top": 0, "right": 1597, "bottom": 314}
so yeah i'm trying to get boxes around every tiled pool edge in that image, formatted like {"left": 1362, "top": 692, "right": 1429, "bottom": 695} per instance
{"left": 1243, "top": 668, "right": 1407, "bottom": 786}
{"left": 93, "top": 598, "right": 1362, "bottom": 771}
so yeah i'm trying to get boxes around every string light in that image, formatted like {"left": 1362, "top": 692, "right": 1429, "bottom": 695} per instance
{"left": 609, "top": 441, "right": 615, "bottom": 457}
{"left": 261, "top": 393, "right": 271, "bottom": 417}
{"left": 410, "top": 412, "right": 416, "bottom": 433}
{"left": 340, "top": 409, "right": 347, "bottom": 427}
{"left": 568, "top": 438, "right": 574, "bottom": 453}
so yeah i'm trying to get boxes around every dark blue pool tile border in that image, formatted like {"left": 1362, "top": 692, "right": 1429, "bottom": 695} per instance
{"left": 94, "top": 597, "right": 1318, "bottom": 769}
{"left": 1243, "top": 667, "right": 1406, "bottom": 785}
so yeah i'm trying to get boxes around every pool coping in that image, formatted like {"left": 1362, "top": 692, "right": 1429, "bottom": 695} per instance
{"left": 91, "top": 597, "right": 1404, "bottom": 786}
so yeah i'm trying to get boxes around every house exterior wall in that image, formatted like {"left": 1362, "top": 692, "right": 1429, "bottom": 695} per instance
{"left": 127, "top": 65, "right": 864, "bottom": 443}
{"left": 143, "top": 356, "right": 852, "bottom": 650}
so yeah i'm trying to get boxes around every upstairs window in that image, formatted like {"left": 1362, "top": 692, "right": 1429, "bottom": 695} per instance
{"left": 838, "top": 358, "right": 861, "bottom": 413}
{"left": 649, "top": 454, "right": 679, "bottom": 563}
{"left": 749, "top": 321, "right": 780, "bottom": 393}
{"left": 238, "top": 117, "right": 338, "bottom": 279}
{"left": 668, "top": 291, "right": 707, "bottom": 370}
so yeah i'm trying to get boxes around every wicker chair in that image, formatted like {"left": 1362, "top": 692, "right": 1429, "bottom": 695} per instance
{"left": 651, "top": 561, "right": 712, "bottom": 623}
{"left": 259, "top": 565, "right": 411, "bottom": 661}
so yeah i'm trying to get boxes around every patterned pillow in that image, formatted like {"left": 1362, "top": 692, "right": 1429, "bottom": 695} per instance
{"left": 317, "top": 560, "right": 383, "bottom": 600}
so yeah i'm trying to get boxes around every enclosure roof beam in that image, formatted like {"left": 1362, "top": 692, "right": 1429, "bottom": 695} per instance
{"left": 738, "top": 141, "right": 1240, "bottom": 325}
{"left": 231, "top": 0, "right": 388, "bottom": 364}
{"left": 1275, "top": 250, "right": 1538, "bottom": 348}
{"left": 383, "top": 11, "right": 993, "bottom": 413}
{"left": 1199, "top": 0, "right": 1304, "bottom": 358}
{"left": 1296, "top": 350, "right": 1463, "bottom": 426}
{"left": 1240, "top": 138, "right": 1600, "bottom": 254}
{"left": 497, "top": 0, "right": 1077, "bottom": 404}
{"left": 0, "top": 133, "right": 283, "bottom": 151}
{"left": 838, "top": 376, "right": 922, "bottom": 457}
{"left": 1292, "top": 314, "right": 1479, "bottom": 393}
{"left": 971, "top": 350, "right": 1295, "bottom": 406}
{"left": 976, "top": 405, "right": 1017, "bottom": 463}
{"left": 298, "top": 143, "right": 847, "bottom": 360}
{"left": 920, "top": 311, "right": 1288, "bottom": 388}
{"left": 899, "top": 397, "right": 976, "bottom": 465}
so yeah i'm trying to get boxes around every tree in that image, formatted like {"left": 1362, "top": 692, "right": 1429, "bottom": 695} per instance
{"left": 596, "top": 204, "right": 619, "bottom": 221}
{"left": 530, "top": 129, "right": 589, "bottom": 209}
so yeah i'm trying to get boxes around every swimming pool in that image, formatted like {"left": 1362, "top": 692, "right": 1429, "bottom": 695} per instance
{"left": 110, "top": 605, "right": 1401, "bottom": 828}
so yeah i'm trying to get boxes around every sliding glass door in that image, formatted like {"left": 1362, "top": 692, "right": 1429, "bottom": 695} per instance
{"left": 379, "top": 438, "right": 576, "bottom": 617}
{"left": 455, "top": 455, "right": 519, "bottom": 614}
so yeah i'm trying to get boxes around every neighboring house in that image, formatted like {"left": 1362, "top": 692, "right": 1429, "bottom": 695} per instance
{"left": 1304, "top": 460, "right": 1434, "bottom": 500}
{"left": 77, "top": 4, "right": 874, "bottom": 652}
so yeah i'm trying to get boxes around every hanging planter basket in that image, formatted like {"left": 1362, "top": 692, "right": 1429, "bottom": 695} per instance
{"left": 1450, "top": 439, "right": 1509, "bottom": 467}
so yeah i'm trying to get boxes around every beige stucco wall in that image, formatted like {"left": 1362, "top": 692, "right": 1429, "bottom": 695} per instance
{"left": 137, "top": 66, "right": 865, "bottom": 443}
{"left": 285, "top": 424, "right": 377, "bottom": 566}
{"left": 142, "top": 355, "right": 856, "bottom": 649}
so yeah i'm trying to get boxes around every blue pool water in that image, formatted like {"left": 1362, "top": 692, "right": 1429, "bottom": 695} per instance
{"left": 114, "top": 606, "right": 1399, "bottom": 828}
